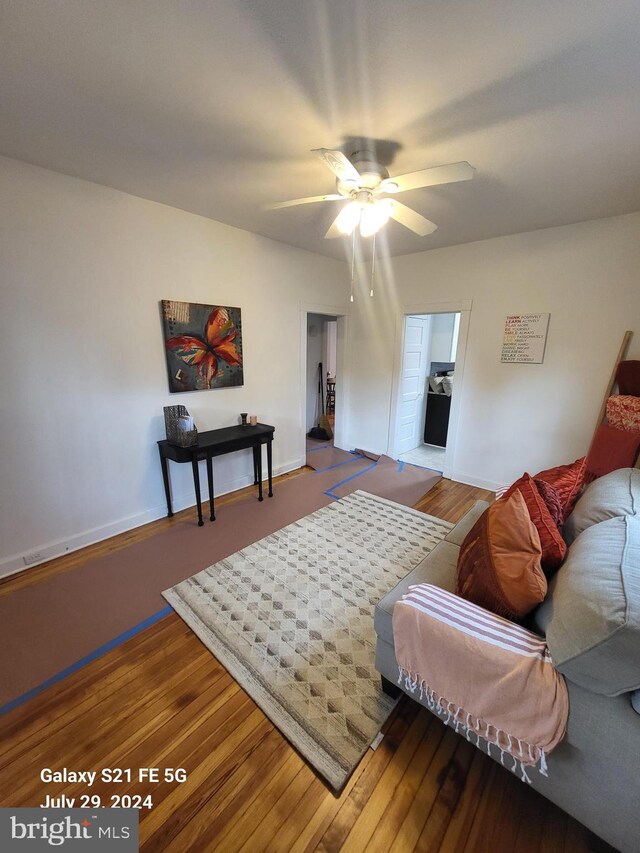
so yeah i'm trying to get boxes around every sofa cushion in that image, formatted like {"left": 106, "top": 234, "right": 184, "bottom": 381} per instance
{"left": 564, "top": 468, "right": 640, "bottom": 546}
{"left": 456, "top": 490, "right": 547, "bottom": 619}
{"left": 374, "top": 539, "right": 458, "bottom": 646}
{"left": 534, "top": 516, "right": 640, "bottom": 696}
{"left": 535, "top": 456, "right": 587, "bottom": 521}
{"left": 503, "top": 474, "right": 566, "bottom": 573}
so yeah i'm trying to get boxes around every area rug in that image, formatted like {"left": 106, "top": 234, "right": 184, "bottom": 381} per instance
{"left": 163, "top": 490, "right": 453, "bottom": 790}
{"left": 0, "top": 457, "right": 442, "bottom": 710}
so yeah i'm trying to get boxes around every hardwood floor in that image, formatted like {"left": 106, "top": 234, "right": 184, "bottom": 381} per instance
{"left": 0, "top": 475, "right": 605, "bottom": 851}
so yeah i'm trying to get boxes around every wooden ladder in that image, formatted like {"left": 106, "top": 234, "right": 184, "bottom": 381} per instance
{"left": 588, "top": 330, "right": 639, "bottom": 468}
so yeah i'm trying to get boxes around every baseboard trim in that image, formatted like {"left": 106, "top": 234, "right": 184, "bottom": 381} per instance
{"left": 0, "top": 457, "right": 304, "bottom": 580}
{"left": 448, "top": 470, "right": 504, "bottom": 493}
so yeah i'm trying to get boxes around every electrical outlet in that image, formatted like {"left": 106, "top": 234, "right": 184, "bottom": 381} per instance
{"left": 23, "top": 551, "right": 43, "bottom": 566}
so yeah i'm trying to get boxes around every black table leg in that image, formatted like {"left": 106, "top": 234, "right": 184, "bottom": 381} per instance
{"left": 191, "top": 457, "right": 204, "bottom": 526}
{"left": 206, "top": 455, "right": 215, "bottom": 521}
{"left": 257, "top": 444, "right": 263, "bottom": 501}
{"left": 159, "top": 449, "right": 173, "bottom": 517}
{"left": 252, "top": 445, "right": 258, "bottom": 485}
{"left": 267, "top": 438, "right": 273, "bottom": 497}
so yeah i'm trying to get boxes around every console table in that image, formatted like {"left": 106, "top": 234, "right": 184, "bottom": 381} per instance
{"left": 158, "top": 423, "right": 275, "bottom": 527}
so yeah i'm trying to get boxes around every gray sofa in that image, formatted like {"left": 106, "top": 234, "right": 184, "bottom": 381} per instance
{"left": 375, "top": 468, "right": 640, "bottom": 853}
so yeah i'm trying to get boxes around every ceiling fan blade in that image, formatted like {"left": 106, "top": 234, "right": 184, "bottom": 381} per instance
{"left": 312, "top": 148, "right": 361, "bottom": 184}
{"left": 384, "top": 161, "right": 475, "bottom": 194}
{"left": 388, "top": 200, "right": 438, "bottom": 236}
{"left": 269, "top": 193, "right": 343, "bottom": 210}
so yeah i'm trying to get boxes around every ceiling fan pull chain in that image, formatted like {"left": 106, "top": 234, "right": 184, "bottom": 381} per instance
{"left": 370, "top": 232, "right": 376, "bottom": 297}
{"left": 350, "top": 227, "right": 356, "bottom": 303}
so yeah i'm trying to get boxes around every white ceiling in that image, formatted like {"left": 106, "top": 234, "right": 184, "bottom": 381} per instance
{"left": 2, "top": 0, "right": 640, "bottom": 260}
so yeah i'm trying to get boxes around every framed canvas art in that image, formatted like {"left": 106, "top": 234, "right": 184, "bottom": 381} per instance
{"left": 161, "top": 300, "right": 244, "bottom": 392}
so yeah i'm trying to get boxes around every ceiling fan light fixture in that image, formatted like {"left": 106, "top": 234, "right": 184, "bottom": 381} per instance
{"left": 339, "top": 178, "right": 360, "bottom": 193}
{"left": 359, "top": 199, "right": 392, "bottom": 237}
{"left": 335, "top": 200, "right": 362, "bottom": 235}
{"left": 379, "top": 179, "right": 399, "bottom": 193}
{"left": 272, "top": 146, "right": 474, "bottom": 242}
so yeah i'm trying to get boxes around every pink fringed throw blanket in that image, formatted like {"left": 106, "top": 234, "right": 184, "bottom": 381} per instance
{"left": 392, "top": 583, "right": 568, "bottom": 783}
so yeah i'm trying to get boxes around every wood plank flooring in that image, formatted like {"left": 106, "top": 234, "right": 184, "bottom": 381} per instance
{"left": 0, "top": 473, "right": 608, "bottom": 851}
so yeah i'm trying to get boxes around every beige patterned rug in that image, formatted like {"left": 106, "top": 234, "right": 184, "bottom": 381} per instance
{"left": 163, "top": 490, "right": 452, "bottom": 790}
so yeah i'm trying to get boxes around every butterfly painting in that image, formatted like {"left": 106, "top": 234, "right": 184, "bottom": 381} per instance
{"left": 161, "top": 300, "right": 244, "bottom": 392}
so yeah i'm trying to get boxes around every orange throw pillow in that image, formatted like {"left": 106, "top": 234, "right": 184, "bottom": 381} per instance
{"left": 503, "top": 474, "right": 566, "bottom": 573}
{"left": 535, "top": 456, "right": 587, "bottom": 521}
{"left": 456, "top": 490, "right": 547, "bottom": 620}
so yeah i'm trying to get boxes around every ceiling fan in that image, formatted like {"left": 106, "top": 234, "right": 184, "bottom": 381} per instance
{"left": 270, "top": 146, "right": 475, "bottom": 239}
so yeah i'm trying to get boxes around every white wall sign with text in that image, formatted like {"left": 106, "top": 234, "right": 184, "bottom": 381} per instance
{"left": 501, "top": 313, "right": 550, "bottom": 363}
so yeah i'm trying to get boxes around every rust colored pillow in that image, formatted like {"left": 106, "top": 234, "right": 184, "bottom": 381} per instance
{"left": 535, "top": 457, "right": 587, "bottom": 521}
{"left": 456, "top": 490, "right": 547, "bottom": 619}
{"left": 503, "top": 474, "right": 566, "bottom": 573}
{"left": 585, "top": 424, "right": 640, "bottom": 482}
{"left": 534, "top": 477, "right": 564, "bottom": 529}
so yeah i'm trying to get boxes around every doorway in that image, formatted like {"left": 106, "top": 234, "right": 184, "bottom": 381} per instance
{"left": 393, "top": 311, "right": 461, "bottom": 473}
{"left": 305, "top": 312, "right": 339, "bottom": 448}
{"left": 299, "top": 304, "right": 348, "bottom": 467}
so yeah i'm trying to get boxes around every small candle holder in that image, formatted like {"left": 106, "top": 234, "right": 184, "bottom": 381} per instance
{"left": 240, "top": 412, "right": 248, "bottom": 426}
{"left": 249, "top": 415, "right": 258, "bottom": 426}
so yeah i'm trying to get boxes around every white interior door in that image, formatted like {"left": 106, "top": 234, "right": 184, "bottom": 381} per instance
{"left": 395, "top": 315, "right": 431, "bottom": 456}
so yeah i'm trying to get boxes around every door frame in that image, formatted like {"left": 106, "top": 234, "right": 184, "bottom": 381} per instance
{"left": 387, "top": 299, "right": 472, "bottom": 479}
{"left": 299, "top": 302, "right": 349, "bottom": 466}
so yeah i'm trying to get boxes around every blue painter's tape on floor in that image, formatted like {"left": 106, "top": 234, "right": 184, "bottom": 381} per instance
{"left": 324, "top": 461, "right": 378, "bottom": 499}
{"left": 0, "top": 605, "right": 173, "bottom": 717}
{"left": 312, "top": 456, "right": 363, "bottom": 474}
{"left": 397, "top": 461, "right": 405, "bottom": 473}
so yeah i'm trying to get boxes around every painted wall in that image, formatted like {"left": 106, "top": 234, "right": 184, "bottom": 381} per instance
{"left": 344, "top": 213, "right": 640, "bottom": 490}
{"left": 429, "top": 313, "right": 457, "bottom": 364}
{"left": 0, "top": 156, "right": 346, "bottom": 574}
{"left": 3, "top": 152, "right": 639, "bottom": 571}
{"left": 325, "top": 320, "right": 337, "bottom": 379}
